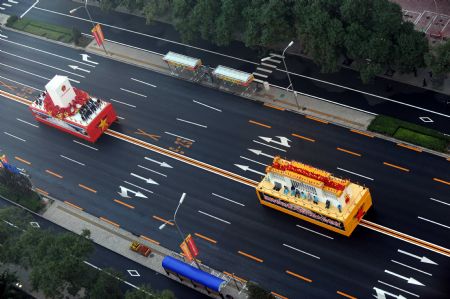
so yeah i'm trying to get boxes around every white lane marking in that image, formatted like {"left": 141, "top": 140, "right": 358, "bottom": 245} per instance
{"left": 336, "top": 167, "right": 374, "bottom": 181}
{"left": 20, "top": 0, "right": 39, "bottom": 18}
{"left": 193, "top": 100, "right": 222, "bottom": 112}
{"left": 239, "top": 156, "right": 267, "bottom": 167}
{"left": 60, "top": 155, "right": 85, "bottom": 166}
{"left": 0, "top": 7, "right": 4, "bottom": 11}
{"left": 3, "top": 3, "right": 12, "bottom": 7}
{"left": 0, "top": 49, "right": 85, "bottom": 78}
{"left": 8, "top": 0, "right": 19, "bottom": 4}
{"left": 430, "top": 197, "right": 450, "bottom": 206}
{"left": 73, "top": 140, "right": 98, "bottom": 151}
{"left": 418, "top": 216, "right": 450, "bottom": 229}
{"left": 137, "top": 165, "right": 167, "bottom": 177}
{"left": 144, "top": 157, "right": 172, "bottom": 168}
{"left": 384, "top": 269, "right": 424, "bottom": 286}
{"left": 120, "top": 88, "right": 147, "bottom": 98}
{"left": 118, "top": 186, "right": 146, "bottom": 199}
{"left": 253, "top": 140, "right": 286, "bottom": 152}
{"left": 0, "top": 38, "right": 94, "bottom": 67}
{"left": 34, "top": 6, "right": 258, "bottom": 65}
{"left": 248, "top": 148, "right": 274, "bottom": 158}
{"left": 391, "top": 260, "right": 432, "bottom": 276}
{"left": 253, "top": 72, "right": 268, "bottom": 78}
{"left": 109, "top": 98, "right": 136, "bottom": 108}
{"left": 131, "top": 77, "right": 156, "bottom": 87}
{"left": 261, "top": 62, "right": 277, "bottom": 68}
{"left": 398, "top": 249, "right": 438, "bottom": 265}
{"left": 0, "top": 75, "right": 42, "bottom": 91}
{"left": 283, "top": 243, "right": 320, "bottom": 259}
{"left": 123, "top": 181, "right": 154, "bottom": 194}
{"left": 68, "top": 65, "right": 90, "bottom": 73}
{"left": 117, "top": 116, "right": 125, "bottom": 120}
{"left": 130, "top": 173, "right": 158, "bottom": 185}
{"left": 198, "top": 210, "right": 231, "bottom": 224}
{"left": 212, "top": 193, "right": 245, "bottom": 207}
{"left": 296, "top": 224, "right": 334, "bottom": 240}
{"left": 0, "top": 33, "right": 7, "bottom": 38}
{"left": 83, "top": 260, "right": 100, "bottom": 270}
{"left": 176, "top": 118, "right": 207, "bottom": 128}
{"left": 83, "top": 261, "right": 142, "bottom": 291}
{"left": 80, "top": 54, "right": 98, "bottom": 65}
{"left": 256, "top": 67, "right": 272, "bottom": 73}
{"left": 373, "top": 286, "right": 416, "bottom": 299}
{"left": 16, "top": 118, "right": 39, "bottom": 128}
{"left": 4, "top": 132, "right": 26, "bottom": 142}
{"left": 0, "top": 61, "right": 51, "bottom": 81}
{"left": 259, "top": 136, "right": 291, "bottom": 147}
{"left": 127, "top": 270, "right": 140, "bottom": 277}
{"left": 377, "top": 280, "right": 420, "bottom": 297}
{"left": 164, "top": 131, "right": 195, "bottom": 142}
{"left": 234, "top": 164, "right": 265, "bottom": 176}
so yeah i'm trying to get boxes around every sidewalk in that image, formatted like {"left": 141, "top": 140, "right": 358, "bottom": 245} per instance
{"left": 43, "top": 198, "right": 245, "bottom": 299}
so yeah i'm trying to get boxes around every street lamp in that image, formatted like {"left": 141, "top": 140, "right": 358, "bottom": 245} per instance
{"left": 70, "top": 0, "right": 108, "bottom": 54}
{"left": 281, "top": 41, "right": 301, "bottom": 110}
{"left": 159, "top": 193, "right": 202, "bottom": 269}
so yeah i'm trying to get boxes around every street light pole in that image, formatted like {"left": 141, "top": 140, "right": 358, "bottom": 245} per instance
{"left": 282, "top": 41, "right": 301, "bottom": 110}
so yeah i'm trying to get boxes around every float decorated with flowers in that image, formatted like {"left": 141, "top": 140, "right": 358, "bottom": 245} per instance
{"left": 29, "top": 75, "right": 117, "bottom": 143}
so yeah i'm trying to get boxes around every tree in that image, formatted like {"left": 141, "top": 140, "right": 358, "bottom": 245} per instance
{"left": 190, "top": 0, "right": 221, "bottom": 41}
{"left": 425, "top": 40, "right": 450, "bottom": 88}
{"left": 86, "top": 268, "right": 123, "bottom": 299}
{"left": 0, "top": 206, "right": 32, "bottom": 247}
{"left": 247, "top": 282, "right": 275, "bottom": 299}
{"left": 394, "top": 22, "right": 428, "bottom": 73}
{"left": 0, "top": 270, "right": 29, "bottom": 299}
{"left": 125, "top": 284, "right": 176, "bottom": 299}
{"left": 143, "top": 0, "right": 172, "bottom": 24}
{"left": 214, "top": 0, "right": 243, "bottom": 46}
{"left": 72, "top": 27, "right": 82, "bottom": 46}
{"left": 0, "top": 169, "right": 33, "bottom": 199}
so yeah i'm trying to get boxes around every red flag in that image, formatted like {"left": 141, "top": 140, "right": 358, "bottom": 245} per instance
{"left": 180, "top": 241, "right": 193, "bottom": 262}
{"left": 186, "top": 235, "right": 199, "bottom": 257}
{"left": 91, "top": 24, "right": 105, "bottom": 46}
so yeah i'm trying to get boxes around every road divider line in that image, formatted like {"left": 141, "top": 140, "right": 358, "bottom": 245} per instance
{"left": 164, "top": 131, "right": 195, "bottom": 142}
{"left": 240, "top": 156, "right": 267, "bottom": 167}
{"left": 253, "top": 140, "right": 286, "bottom": 152}
{"left": 0, "top": 62, "right": 51, "bottom": 82}
{"left": 391, "top": 260, "right": 432, "bottom": 276}
{"left": 140, "top": 235, "right": 160, "bottom": 245}
{"left": 248, "top": 120, "right": 271, "bottom": 128}
{"left": 271, "top": 291, "right": 289, "bottom": 299}
{"left": 263, "top": 103, "right": 285, "bottom": 111}
{"left": 35, "top": 188, "right": 48, "bottom": 196}
{"left": 15, "top": 156, "right": 31, "bottom": 165}
{"left": 45, "top": 169, "right": 63, "bottom": 179}
{"left": 60, "top": 155, "right": 85, "bottom": 166}
{"left": 212, "top": 193, "right": 245, "bottom": 207}
{"left": 195, "top": 233, "right": 217, "bottom": 244}
{"left": 176, "top": 118, "right": 207, "bottom": 128}
{"left": 397, "top": 143, "right": 422, "bottom": 152}
{"left": 114, "top": 199, "right": 135, "bottom": 209}
{"left": 16, "top": 118, "right": 39, "bottom": 128}
{"left": 109, "top": 98, "right": 136, "bottom": 108}
{"left": 283, "top": 243, "right": 320, "bottom": 259}
{"left": 430, "top": 197, "right": 450, "bottom": 206}
{"left": 291, "top": 133, "right": 315, "bottom": 142}
{"left": 336, "top": 291, "right": 357, "bottom": 299}
{"left": 223, "top": 271, "right": 247, "bottom": 282}
{"left": 73, "top": 140, "right": 99, "bottom": 150}
{"left": 152, "top": 215, "right": 174, "bottom": 226}
{"left": 433, "top": 177, "right": 450, "bottom": 186}
{"left": 238, "top": 250, "right": 263, "bottom": 263}
{"left": 20, "top": 0, "right": 39, "bottom": 18}
{"left": 198, "top": 210, "right": 231, "bottom": 224}
{"left": 193, "top": 100, "right": 222, "bottom": 112}
{"left": 78, "top": 183, "right": 97, "bottom": 193}
{"left": 377, "top": 280, "right": 419, "bottom": 297}
{"left": 383, "top": 162, "right": 410, "bottom": 172}
{"left": 285, "top": 270, "right": 312, "bottom": 283}
{"left": 137, "top": 165, "right": 167, "bottom": 177}
{"left": 350, "top": 129, "right": 374, "bottom": 138}
{"left": 418, "top": 216, "right": 450, "bottom": 229}
{"left": 336, "top": 147, "right": 361, "bottom": 157}
{"left": 64, "top": 201, "right": 83, "bottom": 210}
{"left": 120, "top": 88, "right": 147, "bottom": 98}
{"left": 4, "top": 131, "right": 26, "bottom": 142}
{"left": 123, "top": 181, "right": 154, "bottom": 194}
{"left": 296, "top": 224, "right": 334, "bottom": 239}
{"left": 305, "top": 115, "right": 328, "bottom": 124}
{"left": 99, "top": 217, "right": 120, "bottom": 228}
{"left": 337, "top": 167, "right": 374, "bottom": 181}
{"left": 130, "top": 78, "right": 156, "bottom": 87}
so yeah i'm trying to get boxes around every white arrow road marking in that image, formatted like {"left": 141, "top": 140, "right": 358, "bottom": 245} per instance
{"left": 68, "top": 65, "right": 91, "bottom": 73}
{"left": 234, "top": 164, "right": 265, "bottom": 176}
{"left": 384, "top": 270, "right": 424, "bottom": 286}
{"left": 248, "top": 148, "right": 274, "bottom": 158}
{"left": 144, "top": 157, "right": 173, "bottom": 168}
{"left": 118, "top": 186, "right": 147, "bottom": 198}
{"left": 378, "top": 281, "right": 420, "bottom": 297}
{"left": 398, "top": 249, "right": 438, "bottom": 265}
{"left": 130, "top": 173, "right": 158, "bottom": 185}
{"left": 123, "top": 181, "right": 153, "bottom": 195}
{"left": 80, "top": 54, "right": 98, "bottom": 65}
{"left": 373, "top": 287, "right": 407, "bottom": 299}
{"left": 253, "top": 140, "right": 286, "bottom": 152}
{"left": 259, "top": 136, "right": 291, "bottom": 147}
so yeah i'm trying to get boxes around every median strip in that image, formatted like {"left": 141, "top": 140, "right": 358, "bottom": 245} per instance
{"left": 248, "top": 120, "right": 271, "bottom": 128}
{"left": 113, "top": 199, "right": 135, "bottom": 209}
{"left": 45, "top": 169, "right": 63, "bottom": 179}
{"left": 291, "top": 133, "right": 315, "bottom": 142}
{"left": 78, "top": 183, "right": 97, "bottom": 193}
{"left": 433, "top": 178, "right": 450, "bottom": 186}
{"left": 383, "top": 162, "right": 410, "bottom": 172}
{"left": 99, "top": 217, "right": 120, "bottom": 228}
{"left": 336, "top": 147, "right": 361, "bottom": 157}
{"left": 285, "top": 270, "right": 312, "bottom": 283}
{"left": 195, "top": 232, "right": 217, "bottom": 244}
{"left": 337, "top": 290, "right": 357, "bottom": 299}
{"left": 15, "top": 156, "right": 31, "bottom": 165}
{"left": 238, "top": 250, "right": 263, "bottom": 263}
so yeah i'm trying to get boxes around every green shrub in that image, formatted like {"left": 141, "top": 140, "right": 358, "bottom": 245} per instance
{"left": 72, "top": 27, "right": 82, "bottom": 45}
{"left": 6, "top": 15, "right": 18, "bottom": 27}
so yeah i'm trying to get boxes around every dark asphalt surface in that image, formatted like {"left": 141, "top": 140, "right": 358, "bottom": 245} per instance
{"left": 4, "top": 0, "right": 450, "bottom": 132}
{"left": 0, "top": 9, "right": 450, "bottom": 299}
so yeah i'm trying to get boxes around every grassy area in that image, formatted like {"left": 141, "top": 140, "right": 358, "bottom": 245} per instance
{"left": 6, "top": 16, "right": 74, "bottom": 43}
{"left": 368, "top": 115, "right": 450, "bottom": 152}
{"left": 0, "top": 184, "right": 45, "bottom": 213}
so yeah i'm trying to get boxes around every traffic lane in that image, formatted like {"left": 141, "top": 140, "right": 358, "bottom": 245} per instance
{"left": 0, "top": 0, "right": 36, "bottom": 17}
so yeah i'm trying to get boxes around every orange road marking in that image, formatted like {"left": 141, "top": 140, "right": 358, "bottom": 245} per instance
{"left": 78, "top": 184, "right": 97, "bottom": 193}
{"left": 152, "top": 215, "right": 174, "bottom": 225}
{"left": 135, "top": 129, "right": 160, "bottom": 141}
{"left": 195, "top": 233, "right": 217, "bottom": 244}
{"left": 271, "top": 291, "right": 289, "bottom": 299}
{"left": 291, "top": 133, "right": 315, "bottom": 142}
{"left": 350, "top": 129, "right": 374, "bottom": 138}
{"left": 114, "top": 199, "right": 135, "bottom": 209}
{"left": 337, "top": 291, "right": 357, "bottom": 299}
{"left": 433, "top": 178, "right": 450, "bottom": 186}
{"left": 238, "top": 250, "right": 263, "bottom": 263}
{"left": 383, "top": 162, "right": 410, "bottom": 172}
{"left": 140, "top": 235, "right": 160, "bottom": 245}
{"left": 263, "top": 103, "right": 285, "bottom": 111}
{"left": 35, "top": 188, "right": 48, "bottom": 196}
{"left": 223, "top": 271, "right": 247, "bottom": 282}
{"left": 0, "top": 89, "right": 31, "bottom": 105}
{"left": 305, "top": 115, "right": 328, "bottom": 124}
{"left": 336, "top": 147, "right": 361, "bottom": 157}
{"left": 397, "top": 143, "right": 422, "bottom": 152}
{"left": 45, "top": 169, "right": 63, "bottom": 179}
{"left": 248, "top": 120, "right": 271, "bottom": 128}
{"left": 64, "top": 201, "right": 83, "bottom": 210}
{"left": 99, "top": 217, "right": 120, "bottom": 228}
{"left": 285, "top": 270, "right": 312, "bottom": 283}
{"left": 14, "top": 156, "right": 31, "bottom": 165}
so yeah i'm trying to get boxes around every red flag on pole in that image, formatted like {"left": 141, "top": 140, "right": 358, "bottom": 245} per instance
{"left": 180, "top": 241, "right": 193, "bottom": 262}
{"left": 186, "top": 235, "right": 199, "bottom": 257}
{"left": 91, "top": 24, "right": 105, "bottom": 46}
